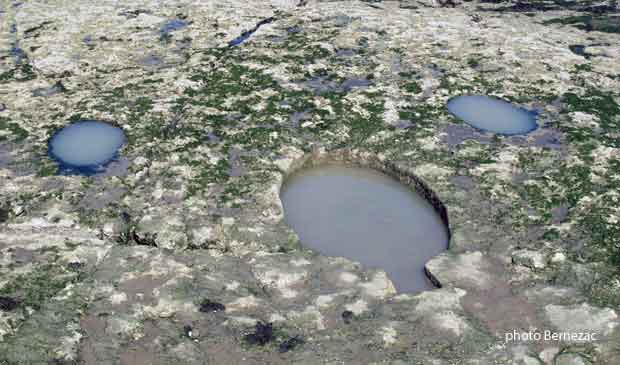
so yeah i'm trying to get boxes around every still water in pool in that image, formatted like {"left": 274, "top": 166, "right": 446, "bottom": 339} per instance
{"left": 48, "top": 120, "right": 125, "bottom": 174}
{"left": 447, "top": 95, "right": 538, "bottom": 135}
{"left": 281, "top": 164, "right": 449, "bottom": 293}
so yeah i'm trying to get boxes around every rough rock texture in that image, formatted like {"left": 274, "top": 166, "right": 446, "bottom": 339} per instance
{"left": 1, "top": 0, "right": 620, "bottom": 363}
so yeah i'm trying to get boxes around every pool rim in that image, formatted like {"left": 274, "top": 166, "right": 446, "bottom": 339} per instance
{"left": 277, "top": 148, "right": 452, "bottom": 290}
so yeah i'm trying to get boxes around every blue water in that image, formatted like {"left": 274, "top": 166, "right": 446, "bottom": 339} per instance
{"left": 159, "top": 19, "right": 187, "bottom": 42}
{"left": 569, "top": 44, "right": 590, "bottom": 59}
{"left": 336, "top": 48, "right": 355, "bottom": 57}
{"left": 139, "top": 54, "right": 163, "bottom": 67}
{"left": 48, "top": 120, "right": 126, "bottom": 175}
{"left": 447, "top": 95, "right": 538, "bottom": 135}
{"left": 8, "top": 23, "right": 26, "bottom": 65}
{"left": 286, "top": 26, "right": 302, "bottom": 33}
{"left": 229, "top": 18, "right": 274, "bottom": 47}
{"left": 341, "top": 78, "right": 372, "bottom": 91}
{"left": 161, "top": 19, "right": 187, "bottom": 34}
{"left": 569, "top": 44, "right": 586, "bottom": 55}
{"left": 10, "top": 44, "right": 26, "bottom": 65}
{"left": 32, "top": 82, "right": 64, "bottom": 97}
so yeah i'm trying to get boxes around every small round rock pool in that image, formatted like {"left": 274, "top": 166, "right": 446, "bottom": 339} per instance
{"left": 280, "top": 163, "right": 449, "bottom": 293}
{"left": 48, "top": 120, "right": 126, "bottom": 175}
{"left": 447, "top": 95, "right": 538, "bottom": 135}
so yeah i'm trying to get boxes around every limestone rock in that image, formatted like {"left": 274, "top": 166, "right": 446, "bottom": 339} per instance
{"left": 546, "top": 303, "right": 618, "bottom": 338}
{"left": 512, "top": 249, "right": 547, "bottom": 270}
{"left": 555, "top": 353, "right": 591, "bottom": 365}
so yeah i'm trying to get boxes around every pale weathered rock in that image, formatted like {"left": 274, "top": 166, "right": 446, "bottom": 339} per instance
{"left": 550, "top": 252, "right": 566, "bottom": 264}
{"left": 359, "top": 271, "right": 397, "bottom": 299}
{"left": 425, "top": 251, "right": 493, "bottom": 289}
{"left": 555, "top": 353, "right": 591, "bottom": 365}
{"left": 512, "top": 249, "right": 547, "bottom": 270}
{"left": 546, "top": 303, "right": 618, "bottom": 338}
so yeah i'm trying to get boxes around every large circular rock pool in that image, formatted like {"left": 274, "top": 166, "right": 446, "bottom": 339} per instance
{"left": 280, "top": 164, "right": 449, "bottom": 293}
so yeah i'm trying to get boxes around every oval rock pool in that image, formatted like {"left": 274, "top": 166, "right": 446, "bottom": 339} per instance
{"left": 447, "top": 94, "right": 538, "bottom": 135}
{"left": 48, "top": 120, "right": 126, "bottom": 175}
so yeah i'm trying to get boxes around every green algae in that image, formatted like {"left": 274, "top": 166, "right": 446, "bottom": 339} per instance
{"left": 0, "top": 263, "right": 76, "bottom": 312}
{"left": 467, "top": 58, "right": 481, "bottom": 68}
{"left": 187, "top": 64, "right": 279, "bottom": 102}
{"left": 346, "top": 97, "right": 386, "bottom": 148}
{"left": 0, "top": 117, "right": 28, "bottom": 142}
{"left": 133, "top": 96, "right": 154, "bottom": 114}
{"left": 36, "top": 163, "right": 57, "bottom": 177}
{"left": 563, "top": 88, "right": 619, "bottom": 118}
{"left": 543, "top": 14, "right": 620, "bottom": 34}
{"left": 177, "top": 55, "right": 383, "bottom": 196}
{"left": 574, "top": 63, "right": 593, "bottom": 72}
{"left": 0, "top": 64, "right": 36, "bottom": 83}
{"left": 0, "top": 263, "right": 87, "bottom": 363}
{"left": 403, "top": 81, "right": 422, "bottom": 94}
{"left": 538, "top": 87, "right": 620, "bottom": 304}
{"left": 187, "top": 159, "right": 230, "bottom": 196}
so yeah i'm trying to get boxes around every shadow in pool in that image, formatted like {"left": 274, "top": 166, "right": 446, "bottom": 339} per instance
{"left": 228, "top": 17, "right": 274, "bottom": 47}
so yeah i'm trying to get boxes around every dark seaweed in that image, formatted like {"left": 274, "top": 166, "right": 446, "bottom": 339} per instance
{"left": 342, "top": 310, "right": 354, "bottom": 324}
{"left": 0, "top": 296, "right": 18, "bottom": 311}
{"left": 278, "top": 336, "right": 305, "bottom": 353}
{"left": 243, "top": 321, "right": 274, "bottom": 346}
{"left": 199, "top": 299, "right": 226, "bottom": 313}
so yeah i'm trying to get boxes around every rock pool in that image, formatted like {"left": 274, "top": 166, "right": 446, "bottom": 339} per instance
{"left": 280, "top": 164, "right": 449, "bottom": 293}
{"left": 447, "top": 95, "right": 538, "bottom": 135}
{"left": 48, "top": 120, "right": 126, "bottom": 174}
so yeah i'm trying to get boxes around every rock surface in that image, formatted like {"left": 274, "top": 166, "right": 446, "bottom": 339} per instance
{"left": 1, "top": 0, "right": 620, "bottom": 363}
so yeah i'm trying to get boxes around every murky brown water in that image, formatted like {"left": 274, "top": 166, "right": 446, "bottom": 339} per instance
{"left": 280, "top": 164, "right": 449, "bottom": 293}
